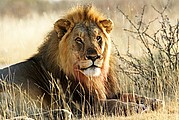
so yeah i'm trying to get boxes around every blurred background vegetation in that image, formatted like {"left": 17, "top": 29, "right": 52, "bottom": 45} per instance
{"left": 0, "top": 0, "right": 178, "bottom": 18}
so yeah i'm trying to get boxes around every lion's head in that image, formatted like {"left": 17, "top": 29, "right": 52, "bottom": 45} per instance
{"left": 38, "top": 5, "right": 117, "bottom": 100}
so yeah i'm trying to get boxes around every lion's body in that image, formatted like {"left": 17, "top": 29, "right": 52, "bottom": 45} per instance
{"left": 0, "top": 59, "right": 51, "bottom": 105}
{"left": 0, "top": 5, "right": 120, "bottom": 112}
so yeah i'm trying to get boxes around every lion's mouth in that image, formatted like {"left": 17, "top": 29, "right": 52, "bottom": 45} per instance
{"left": 81, "top": 65, "right": 101, "bottom": 77}
{"left": 78, "top": 59, "right": 103, "bottom": 77}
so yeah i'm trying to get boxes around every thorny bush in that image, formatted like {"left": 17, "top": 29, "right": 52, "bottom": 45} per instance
{"left": 116, "top": 2, "right": 179, "bottom": 99}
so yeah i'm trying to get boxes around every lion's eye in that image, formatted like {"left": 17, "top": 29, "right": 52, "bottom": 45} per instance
{"left": 75, "top": 37, "right": 83, "bottom": 44}
{"left": 96, "top": 36, "right": 102, "bottom": 45}
{"left": 96, "top": 36, "right": 102, "bottom": 42}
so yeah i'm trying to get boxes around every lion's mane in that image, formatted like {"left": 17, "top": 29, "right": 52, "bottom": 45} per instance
{"left": 34, "top": 5, "right": 119, "bottom": 102}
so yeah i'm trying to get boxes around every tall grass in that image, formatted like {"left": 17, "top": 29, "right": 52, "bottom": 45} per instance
{"left": 0, "top": 1, "right": 179, "bottom": 119}
{"left": 0, "top": 79, "right": 73, "bottom": 119}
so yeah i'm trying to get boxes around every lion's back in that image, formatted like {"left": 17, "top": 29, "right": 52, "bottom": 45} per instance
{"left": 0, "top": 59, "right": 51, "bottom": 102}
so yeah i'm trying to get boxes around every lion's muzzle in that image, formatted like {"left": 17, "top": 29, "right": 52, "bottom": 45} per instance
{"left": 79, "top": 58, "right": 103, "bottom": 77}
{"left": 78, "top": 48, "right": 104, "bottom": 77}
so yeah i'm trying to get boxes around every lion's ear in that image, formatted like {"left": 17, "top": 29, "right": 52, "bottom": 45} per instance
{"left": 100, "top": 19, "right": 113, "bottom": 33}
{"left": 54, "top": 19, "right": 71, "bottom": 38}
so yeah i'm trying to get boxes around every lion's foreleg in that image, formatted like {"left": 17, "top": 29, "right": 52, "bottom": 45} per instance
{"left": 119, "top": 93, "right": 163, "bottom": 111}
{"left": 100, "top": 99, "right": 146, "bottom": 116}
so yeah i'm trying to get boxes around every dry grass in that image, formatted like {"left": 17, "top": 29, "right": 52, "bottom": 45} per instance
{"left": 1, "top": 0, "right": 179, "bottom": 119}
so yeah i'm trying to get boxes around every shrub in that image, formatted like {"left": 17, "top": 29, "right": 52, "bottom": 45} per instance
{"left": 116, "top": 2, "right": 179, "bottom": 99}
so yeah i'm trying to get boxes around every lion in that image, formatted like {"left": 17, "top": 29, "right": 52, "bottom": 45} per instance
{"left": 0, "top": 5, "right": 162, "bottom": 118}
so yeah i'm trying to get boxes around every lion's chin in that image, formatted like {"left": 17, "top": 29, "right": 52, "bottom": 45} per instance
{"left": 83, "top": 67, "right": 101, "bottom": 77}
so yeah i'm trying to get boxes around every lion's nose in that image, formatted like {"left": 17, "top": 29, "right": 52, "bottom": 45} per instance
{"left": 86, "top": 48, "right": 101, "bottom": 61}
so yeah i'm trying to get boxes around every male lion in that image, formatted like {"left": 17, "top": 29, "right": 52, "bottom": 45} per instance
{"left": 0, "top": 5, "right": 161, "bottom": 118}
